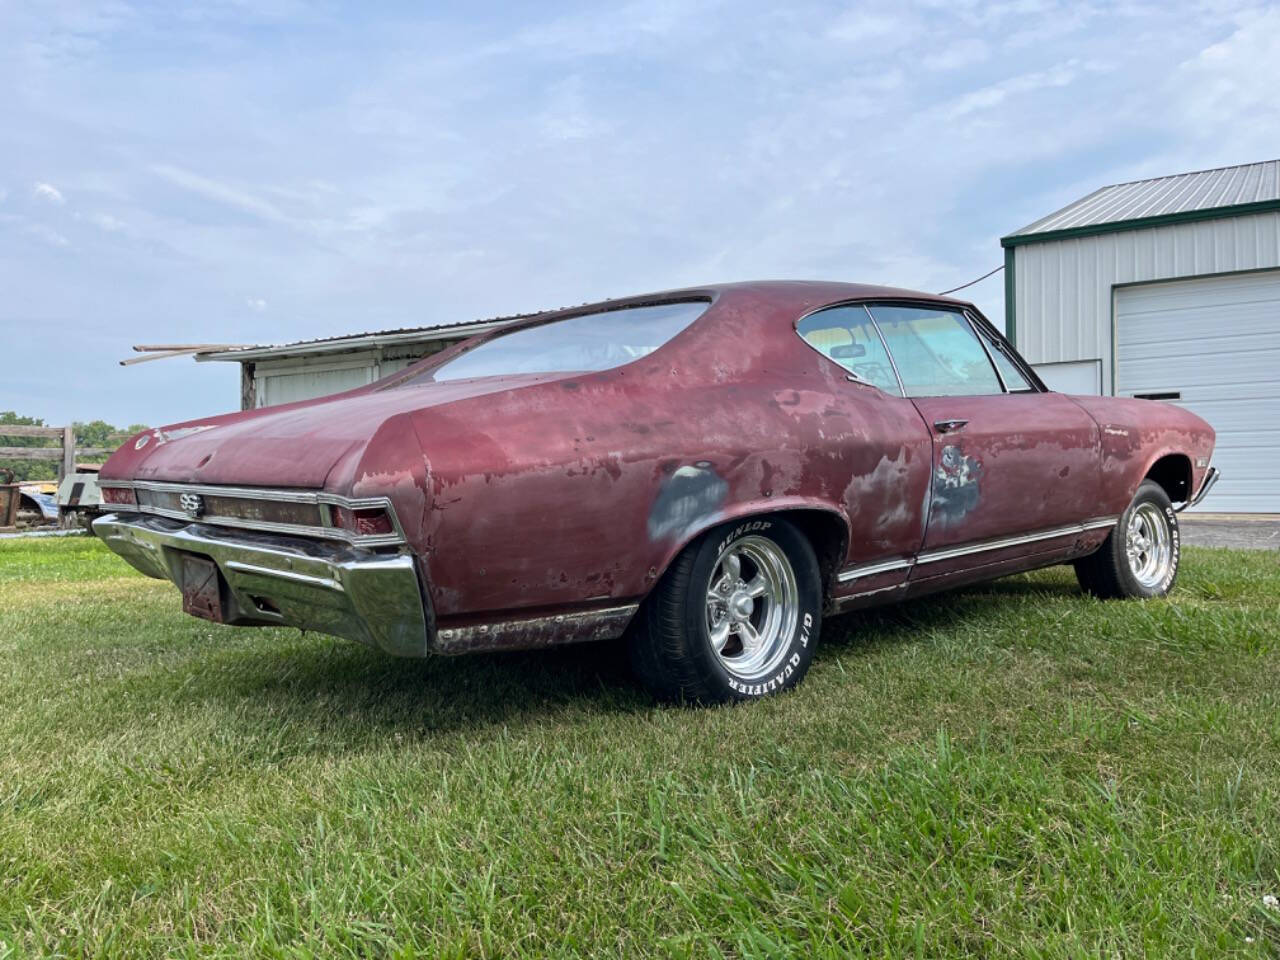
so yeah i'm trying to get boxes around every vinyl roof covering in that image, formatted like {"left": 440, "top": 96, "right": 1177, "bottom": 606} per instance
{"left": 1006, "top": 159, "right": 1280, "bottom": 240}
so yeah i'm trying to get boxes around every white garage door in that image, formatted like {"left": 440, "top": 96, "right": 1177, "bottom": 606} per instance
{"left": 1116, "top": 269, "right": 1280, "bottom": 513}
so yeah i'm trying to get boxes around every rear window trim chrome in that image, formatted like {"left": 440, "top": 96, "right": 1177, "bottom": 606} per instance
{"left": 95, "top": 480, "right": 407, "bottom": 548}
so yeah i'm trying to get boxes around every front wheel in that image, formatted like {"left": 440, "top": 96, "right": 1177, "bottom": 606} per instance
{"left": 628, "top": 517, "right": 823, "bottom": 703}
{"left": 1074, "top": 480, "right": 1180, "bottom": 599}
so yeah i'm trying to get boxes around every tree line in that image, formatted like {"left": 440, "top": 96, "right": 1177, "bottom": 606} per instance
{"left": 1, "top": 412, "right": 149, "bottom": 482}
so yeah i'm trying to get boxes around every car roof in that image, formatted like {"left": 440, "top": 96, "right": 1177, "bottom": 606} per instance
{"left": 528, "top": 279, "right": 974, "bottom": 321}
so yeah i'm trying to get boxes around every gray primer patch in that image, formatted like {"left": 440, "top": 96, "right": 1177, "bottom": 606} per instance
{"left": 647, "top": 463, "right": 728, "bottom": 541}
{"left": 931, "top": 445, "right": 982, "bottom": 524}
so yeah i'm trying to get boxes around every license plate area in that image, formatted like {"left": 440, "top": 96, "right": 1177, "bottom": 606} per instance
{"left": 180, "top": 553, "right": 225, "bottom": 623}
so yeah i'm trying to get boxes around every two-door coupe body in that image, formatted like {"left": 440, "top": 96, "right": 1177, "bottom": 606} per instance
{"left": 95, "top": 281, "right": 1219, "bottom": 701}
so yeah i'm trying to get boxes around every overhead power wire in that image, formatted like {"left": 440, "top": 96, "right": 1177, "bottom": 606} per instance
{"left": 937, "top": 264, "right": 1004, "bottom": 296}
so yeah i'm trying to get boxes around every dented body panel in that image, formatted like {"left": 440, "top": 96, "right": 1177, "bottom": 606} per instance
{"left": 97, "top": 280, "right": 1217, "bottom": 655}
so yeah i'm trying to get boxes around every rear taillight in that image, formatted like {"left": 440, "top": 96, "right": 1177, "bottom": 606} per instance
{"left": 329, "top": 505, "right": 394, "bottom": 536}
{"left": 101, "top": 486, "right": 137, "bottom": 506}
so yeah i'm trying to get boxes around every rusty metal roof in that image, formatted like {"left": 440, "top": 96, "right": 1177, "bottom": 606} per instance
{"left": 196, "top": 312, "right": 542, "bottom": 363}
{"left": 1008, "top": 159, "right": 1280, "bottom": 239}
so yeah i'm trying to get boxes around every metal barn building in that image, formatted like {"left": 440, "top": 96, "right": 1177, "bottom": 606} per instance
{"left": 1003, "top": 159, "right": 1280, "bottom": 513}
{"left": 197, "top": 316, "right": 521, "bottom": 410}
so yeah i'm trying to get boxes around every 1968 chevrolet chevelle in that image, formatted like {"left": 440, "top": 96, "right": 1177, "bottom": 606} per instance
{"left": 95, "top": 281, "right": 1219, "bottom": 702}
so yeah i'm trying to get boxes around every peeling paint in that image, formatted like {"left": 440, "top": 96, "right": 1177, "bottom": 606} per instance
{"left": 647, "top": 462, "right": 729, "bottom": 542}
{"left": 931, "top": 445, "right": 982, "bottom": 525}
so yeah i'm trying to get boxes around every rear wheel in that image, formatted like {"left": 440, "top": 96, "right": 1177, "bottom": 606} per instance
{"left": 1074, "top": 480, "right": 1180, "bottom": 599}
{"left": 628, "top": 517, "right": 822, "bottom": 703}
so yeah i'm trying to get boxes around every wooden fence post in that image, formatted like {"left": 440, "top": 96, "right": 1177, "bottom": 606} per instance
{"left": 61, "top": 426, "right": 74, "bottom": 482}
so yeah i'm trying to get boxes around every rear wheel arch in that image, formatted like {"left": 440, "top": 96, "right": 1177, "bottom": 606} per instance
{"left": 648, "top": 503, "right": 849, "bottom": 602}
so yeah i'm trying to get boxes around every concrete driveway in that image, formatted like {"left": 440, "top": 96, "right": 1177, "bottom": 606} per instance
{"left": 1180, "top": 514, "right": 1280, "bottom": 551}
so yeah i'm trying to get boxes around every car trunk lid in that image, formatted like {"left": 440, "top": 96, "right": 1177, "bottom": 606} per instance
{"left": 126, "top": 373, "right": 563, "bottom": 488}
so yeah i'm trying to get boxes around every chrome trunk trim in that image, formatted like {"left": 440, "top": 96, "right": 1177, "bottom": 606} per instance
{"left": 95, "top": 479, "right": 407, "bottom": 547}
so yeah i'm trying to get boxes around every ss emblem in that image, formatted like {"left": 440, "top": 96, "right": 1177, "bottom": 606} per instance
{"left": 179, "top": 492, "right": 205, "bottom": 517}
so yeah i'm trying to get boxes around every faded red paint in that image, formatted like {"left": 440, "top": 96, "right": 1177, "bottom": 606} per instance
{"left": 100, "top": 281, "right": 1216, "bottom": 641}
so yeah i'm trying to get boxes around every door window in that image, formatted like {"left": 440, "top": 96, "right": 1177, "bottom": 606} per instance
{"left": 796, "top": 305, "right": 901, "bottom": 395}
{"left": 868, "top": 305, "right": 1003, "bottom": 397}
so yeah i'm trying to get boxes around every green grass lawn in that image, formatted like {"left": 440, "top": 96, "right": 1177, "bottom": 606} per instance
{"left": 0, "top": 536, "right": 1277, "bottom": 957}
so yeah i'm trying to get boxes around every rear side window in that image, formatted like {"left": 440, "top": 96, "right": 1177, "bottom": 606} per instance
{"left": 402, "top": 301, "right": 708, "bottom": 383}
{"left": 796, "top": 305, "right": 902, "bottom": 395}
{"left": 868, "top": 305, "right": 1003, "bottom": 397}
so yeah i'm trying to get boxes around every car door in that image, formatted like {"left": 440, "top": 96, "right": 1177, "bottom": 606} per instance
{"left": 866, "top": 304, "right": 1103, "bottom": 575}
{"left": 794, "top": 304, "right": 933, "bottom": 597}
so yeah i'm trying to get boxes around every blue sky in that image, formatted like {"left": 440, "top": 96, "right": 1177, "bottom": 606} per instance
{"left": 2, "top": 0, "right": 1278, "bottom": 426}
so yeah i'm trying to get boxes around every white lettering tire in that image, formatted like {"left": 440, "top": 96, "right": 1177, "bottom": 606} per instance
{"left": 628, "top": 517, "right": 822, "bottom": 703}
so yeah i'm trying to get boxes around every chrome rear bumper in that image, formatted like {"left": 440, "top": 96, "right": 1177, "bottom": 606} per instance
{"left": 93, "top": 513, "right": 430, "bottom": 656}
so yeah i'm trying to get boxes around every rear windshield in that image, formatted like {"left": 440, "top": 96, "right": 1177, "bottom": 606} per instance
{"left": 400, "top": 300, "right": 709, "bottom": 384}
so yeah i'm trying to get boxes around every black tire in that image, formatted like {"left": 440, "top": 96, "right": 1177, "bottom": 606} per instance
{"left": 1074, "top": 480, "right": 1180, "bottom": 599}
{"left": 627, "top": 516, "right": 823, "bottom": 703}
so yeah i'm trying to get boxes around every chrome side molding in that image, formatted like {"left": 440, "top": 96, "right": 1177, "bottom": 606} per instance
{"left": 836, "top": 557, "right": 913, "bottom": 584}
{"left": 837, "top": 516, "right": 1118, "bottom": 583}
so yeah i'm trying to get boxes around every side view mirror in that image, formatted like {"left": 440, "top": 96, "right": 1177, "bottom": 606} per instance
{"left": 829, "top": 343, "right": 867, "bottom": 360}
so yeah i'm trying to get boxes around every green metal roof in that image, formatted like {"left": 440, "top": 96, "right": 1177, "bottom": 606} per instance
{"left": 1003, "top": 159, "right": 1280, "bottom": 247}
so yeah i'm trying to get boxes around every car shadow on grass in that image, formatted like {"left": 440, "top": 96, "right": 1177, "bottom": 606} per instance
{"left": 818, "top": 574, "right": 1084, "bottom": 656}
{"left": 179, "top": 630, "right": 652, "bottom": 737}
{"left": 148, "top": 573, "right": 1084, "bottom": 742}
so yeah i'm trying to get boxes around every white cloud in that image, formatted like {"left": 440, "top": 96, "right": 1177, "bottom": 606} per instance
{"left": 827, "top": 9, "right": 912, "bottom": 44}
{"left": 33, "top": 181, "right": 65, "bottom": 204}
{"left": 943, "top": 59, "right": 1102, "bottom": 119}
{"left": 149, "top": 164, "right": 291, "bottom": 225}
{"left": 28, "top": 222, "right": 69, "bottom": 247}
{"left": 1171, "top": 6, "right": 1280, "bottom": 155}
{"left": 537, "top": 75, "right": 610, "bottom": 142}
{"left": 246, "top": 297, "right": 267, "bottom": 312}
{"left": 87, "top": 211, "right": 124, "bottom": 230}
{"left": 922, "top": 37, "right": 990, "bottom": 71}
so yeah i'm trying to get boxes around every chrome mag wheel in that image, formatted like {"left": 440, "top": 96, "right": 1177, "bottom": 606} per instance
{"left": 1126, "top": 502, "right": 1174, "bottom": 589}
{"left": 704, "top": 534, "right": 799, "bottom": 679}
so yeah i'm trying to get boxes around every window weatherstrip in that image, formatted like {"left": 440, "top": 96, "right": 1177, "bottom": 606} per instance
{"left": 963, "top": 310, "right": 1009, "bottom": 393}
{"left": 861, "top": 305, "right": 907, "bottom": 398}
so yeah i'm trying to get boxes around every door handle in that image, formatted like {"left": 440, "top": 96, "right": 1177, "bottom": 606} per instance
{"left": 933, "top": 418, "right": 968, "bottom": 434}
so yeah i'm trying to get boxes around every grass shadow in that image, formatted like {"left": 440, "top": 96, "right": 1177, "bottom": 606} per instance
{"left": 124, "top": 573, "right": 1085, "bottom": 742}
{"left": 819, "top": 574, "right": 1083, "bottom": 657}
{"left": 162, "top": 628, "right": 652, "bottom": 741}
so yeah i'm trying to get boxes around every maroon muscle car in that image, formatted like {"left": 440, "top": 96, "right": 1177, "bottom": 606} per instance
{"left": 95, "top": 281, "right": 1219, "bottom": 702}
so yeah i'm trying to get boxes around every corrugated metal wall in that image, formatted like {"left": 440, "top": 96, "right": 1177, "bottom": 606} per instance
{"left": 1012, "top": 210, "right": 1280, "bottom": 393}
